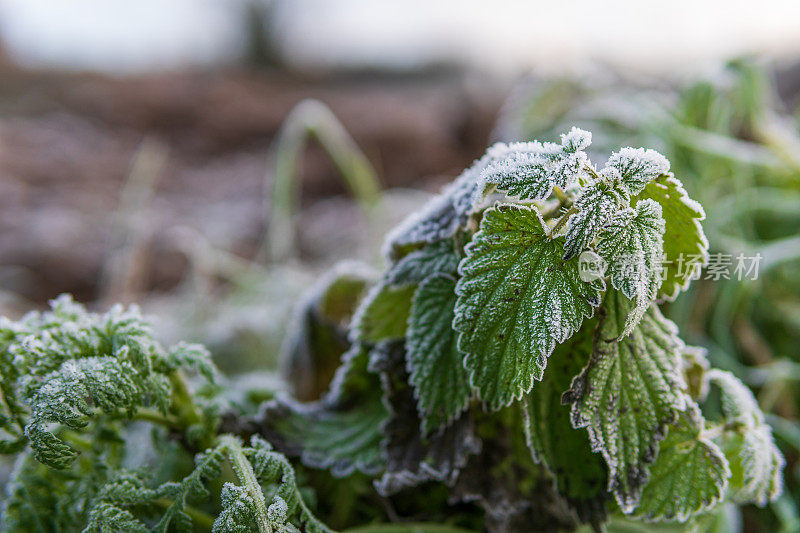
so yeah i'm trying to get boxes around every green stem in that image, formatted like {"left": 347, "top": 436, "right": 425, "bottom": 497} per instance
{"left": 154, "top": 498, "right": 216, "bottom": 530}
{"left": 168, "top": 370, "right": 201, "bottom": 427}
{"left": 220, "top": 435, "right": 272, "bottom": 533}
{"left": 132, "top": 408, "right": 181, "bottom": 428}
{"left": 548, "top": 206, "right": 577, "bottom": 237}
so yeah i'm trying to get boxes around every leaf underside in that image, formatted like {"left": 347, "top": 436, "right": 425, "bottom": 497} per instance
{"left": 370, "top": 341, "right": 480, "bottom": 496}
{"left": 351, "top": 283, "right": 416, "bottom": 343}
{"left": 455, "top": 204, "right": 604, "bottom": 410}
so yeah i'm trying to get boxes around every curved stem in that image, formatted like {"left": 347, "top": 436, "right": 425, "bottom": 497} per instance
{"left": 220, "top": 435, "right": 272, "bottom": 533}
{"left": 548, "top": 206, "right": 577, "bottom": 237}
{"left": 260, "top": 99, "right": 382, "bottom": 264}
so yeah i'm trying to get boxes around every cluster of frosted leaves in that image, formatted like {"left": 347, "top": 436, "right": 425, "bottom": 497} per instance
{"left": 634, "top": 402, "right": 730, "bottom": 522}
{"left": 383, "top": 127, "right": 592, "bottom": 259}
{"left": 369, "top": 341, "right": 480, "bottom": 496}
{"left": 606, "top": 147, "right": 670, "bottom": 196}
{"left": 521, "top": 318, "right": 609, "bottom": 524}
{"left": 638, "top": 175, "right": 709, "bottom": 300}
{"left": 454, "top": 204, "right": 604, "bottom": 409}
{"left": 0, "top": 295, "right": 217, "bottom": 469}
{"left": 85, "top": 436, "right": 330, "bottom": 533}
{"left": 562, "top": 172, "right": 630, "bottom": 260}
{"left": 261, "top": 344, "right": 388, "bottom": 477}
{"left": 594, "top": 199, "right": 666, "bottom": 337}
{"left": 480, "top": 127, "right": 592, "bottom": 200}
{"left": 563, "top": 289, "right": 687, "bottom": 513}
{"left": 707, "top": 370, "right": 784, "bottom": 507}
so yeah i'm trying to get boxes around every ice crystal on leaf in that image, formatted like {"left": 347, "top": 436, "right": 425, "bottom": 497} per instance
{"left": 637, "top": 175, "right": 709, "bottom": 300}
{"left": 634, "top": 402, "right": 729, "bottom": 522}
{"left": 562, "top": 171, "right": 630, "bottom": 260}
{"left": 482, "top": 127, "right": 592, "bottom": 200}
{"left": 606, "top": 146, "right": 670, "bottom": 196}
{"left": 454, "top": 204, "right": 604, "bottom": 409}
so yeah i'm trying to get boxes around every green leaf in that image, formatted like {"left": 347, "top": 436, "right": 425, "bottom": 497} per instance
{"left": 595, "top": 198, "right": 665, "bottom": 337}
{"left": 637, "top": 175, "right": 708, "bottom": 301}
{"left": 605, "top": 147, "right": 670, "bottom": 196}
{"left": 563, "top": 289, "right": 687, "bottom": 512}
{"left": 635, "top": 402, "right": 729, "bottom": 522}
{"left": 563, "top": 173, "right": 630, "bottom": 260}
{"left": 282, "top": 263, "right": 371, "bottom": 401}
{"left": 521, "top": 318, "right": 609, "bottom": 524}
{"left": 351, "top": 283, "right": 416, "bottom": 343}
{"left": 385, "top": 240, "right": 460, "bottom": 286}
{"left": 482, "top": 128, "right": 591, "bottom": 200}
{"left": 454, "top": 203, "right": 604, "bottom": 409}
{"left": 261, "top": 344, "right": 388, "bottom": 477}
{"left": 708, "top": 370, "right": 784, "bottom": 506}
{"left": 406, "top": 273, "right": 472, "bottom": 434}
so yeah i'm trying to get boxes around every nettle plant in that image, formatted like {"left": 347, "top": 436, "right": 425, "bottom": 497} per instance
{"left": 263, "top": 128, "right": 785, "bottom": 530}
{"left": 0, "top": 128, "right": 786, "bottom": 533}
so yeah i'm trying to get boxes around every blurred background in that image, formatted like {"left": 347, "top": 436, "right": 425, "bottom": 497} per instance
{"left": 0, "top": 1, "right": 799, "bottom": 531}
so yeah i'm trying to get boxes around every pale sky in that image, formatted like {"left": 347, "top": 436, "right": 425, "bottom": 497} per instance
{"left": 1, "top": 0, "right": 800, "bottom": 74}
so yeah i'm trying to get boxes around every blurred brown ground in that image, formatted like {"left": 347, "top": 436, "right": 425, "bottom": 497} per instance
{"left": 0, "top": 63, "right": 504, "bottom": 306}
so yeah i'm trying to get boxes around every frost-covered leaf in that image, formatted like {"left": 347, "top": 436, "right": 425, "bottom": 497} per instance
{"left": 454, "top": 203, "right": 604, "bottom": 409}
{"left": 635, "top": 402, "right": 729, "bottom": 522}
{"left": 350, "top": 283, "right": 416, "bottom": 343}
{"left": 606, "top": 147, "right": 670, "bottom": 196}
{"left": 562, "top": 173, "right": 630, "bottom": 260}
{"left": 522, "top": 318, "right": 609, "bottom": 524}
{"left": 707, "top": 370, "right": 784, "bottom": 506}
{"left": 595, "top": 199, "right": 665, "bottom": 336}
{"left": 482, "top": 127, "right": 591, "bottom": 200}
{"left": 638, "top": 175, "right": 708, "bottom": 301}
{"left": 385, "top": 239, "right": 460, "bottom": 286}
{"left": 282, "top": 263, "right": 371, "bottom": 401}
{"left": 370, "top": 341, "right": 480, "bottom": 496}
{"left": 382, "top": 150, "right": 490, "bottom": 259}
{"left": 406, "top": 273, "right": 472, "bottom": 434}
{"left": 261, "top": 345, "right": 387, "bottom": 477}
{"left": 563, "top": 289, "right": 687, "bottom": 512}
